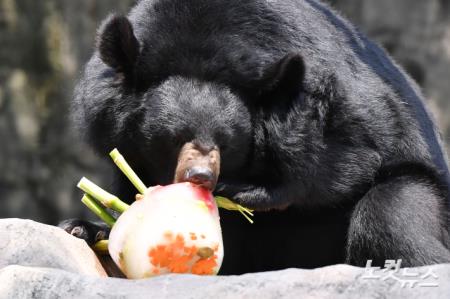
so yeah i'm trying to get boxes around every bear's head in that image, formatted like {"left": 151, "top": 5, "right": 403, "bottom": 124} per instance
{"left": 92, "top": 15, "right": 304, "bottom": 191}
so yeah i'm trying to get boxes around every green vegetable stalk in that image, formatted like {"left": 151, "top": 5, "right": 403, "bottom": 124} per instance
{"left": 92, "top": 239, "right": 109, "bottom": 254}
{"left": 110, "top": 149, "right": 147, "bottom": 194}
{"left": 81, "top": 194, "right": 116, "bottom": 227}
{"left": 215, "top": 196, "right": 254, "bottom": 224}
{"left": 78, "top": 177, "right": 129, "bottom": 213}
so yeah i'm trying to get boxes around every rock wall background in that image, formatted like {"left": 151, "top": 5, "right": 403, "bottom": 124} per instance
{"left": 1, "top": 0, "right": 450, "bottom": 223}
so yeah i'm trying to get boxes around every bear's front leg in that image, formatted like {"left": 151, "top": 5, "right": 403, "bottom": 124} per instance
{"left": 215, "top": 182, "right": 296, "bottom": 210}
{"left": 58, "top": 219, "right": 110, "bottom": 246}
{"left": 346, "top": 175, "right": 450, "bottom": 267}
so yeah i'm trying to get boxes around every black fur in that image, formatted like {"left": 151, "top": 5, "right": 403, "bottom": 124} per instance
{"left": 97, "top": 14, "right": 139, "bottom": 75}
{"left": 68, "top": 0, "right": 450, "bottom": 274}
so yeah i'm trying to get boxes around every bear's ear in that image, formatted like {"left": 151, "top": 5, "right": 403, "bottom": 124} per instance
{"left": 260, "top": 53, "right": 305, "bottom": 98}
{"left": 97, "top": 15, "right": 139, "bottom": 74}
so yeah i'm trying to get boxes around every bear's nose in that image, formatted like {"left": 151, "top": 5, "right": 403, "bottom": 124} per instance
{"left": 184, "top": 167, "right": 215, "bottom": 190}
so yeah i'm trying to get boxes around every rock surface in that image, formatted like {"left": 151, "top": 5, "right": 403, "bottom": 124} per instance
{"left": 0, "top": 218, "right": 107, "bottom": 277}
{"left": 1, "top": 219, "right": 449, "bottom": 299}
{"left": 1, "top": 263, "right": 450, "bottom": 299}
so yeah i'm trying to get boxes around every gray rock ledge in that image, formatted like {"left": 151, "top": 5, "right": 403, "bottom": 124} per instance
{"left": 1, "top": 218, "right": 449, "bottom": 299}
{"left": 0, "top": 218, "right": 106, "bottom": 277}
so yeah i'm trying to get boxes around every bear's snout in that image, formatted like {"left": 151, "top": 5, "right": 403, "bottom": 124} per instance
{"left": 173, "top": 142, "right": 220, "bottom": 191}
{"left": 183, "top": 166, "right": 215, "bottom": 190}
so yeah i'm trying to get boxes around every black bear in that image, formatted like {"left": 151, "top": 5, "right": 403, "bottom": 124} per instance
{"left": 62, "top": 0, "right": 450, "bottom": 274}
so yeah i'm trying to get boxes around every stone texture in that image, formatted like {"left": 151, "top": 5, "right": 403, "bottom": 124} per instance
{"left": 1, "top": 264, "right": 450, "bottom": 299}
{"left": 0, "top": 0, "right": 135, "bottom": 224}
{"left": 0, "top": 218, "right": 449, "bottom": 298}
{"left": 0, "top": 218, "right": 107, "bottom": 277}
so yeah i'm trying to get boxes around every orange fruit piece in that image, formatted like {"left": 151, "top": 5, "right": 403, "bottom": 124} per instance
{"left": 192, "top": 255, "right": 218, "bottom": 275}
{"left": 149, "top": 245, "right": 172, "bottom": 267}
